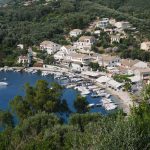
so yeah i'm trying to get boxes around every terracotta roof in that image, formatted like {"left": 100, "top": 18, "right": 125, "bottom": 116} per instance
{"left": 121, "top": 59, "right": 139, "bottom": 67}
{"left": 135, "top": 68, "right": 150, "bottom": 73}
{"left": 69, "top": 52, "right": 91, "bottom": 59}
{"left": 63, "top": 45, "right": 73, "bottom": 49}
{"left": 101, "top": 55, "right": 119, "bottom": 62}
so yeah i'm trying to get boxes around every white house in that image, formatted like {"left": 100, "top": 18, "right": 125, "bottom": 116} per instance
{"left": 40, "top": 41, "right": 61, "bottom": 55}
{"left": 73, "top": 36, "right": 96, "bottom": 51}
{"left": 54, "top": 51, "right": 66, "bottom": 60}
{"left": 69, "top": 29, "right": 82, "bottom": 37}
{"left": 54, "top": 45, "right": 75, "bottom": 60}
{"left": 96, "top": 18, "right": 109, "bottom": 29}
{"left": 18, "top": 56, "right": 28, "bottom": 64}
{"left": 115, "top": 21, "right": 131, "bottom": 29}
{"left": 133, "top": 61, "right": 148, "bottom": 68}
{"left": 140, "top": 42, "right": 150, "bottom": 51}
{"left": 17, "top": 44, "right": 24, "bottom": 49}
{"left": 111, "top": 35, "right": 121, "bottom": 44}
{"left": 98, "top": 55, "right": 120, "bottom": 67}
{"left": 133, "top": 68, "right": 150, "bottom": 81}
{"left": 60, "top": 45, "right": 75, "bottom": 54}
{"left": 109, "top": 18, "right": 116, "bottom": 26}
{"left": 67, "top": 52, "right": 92, "bottom": 65}
{"left": 93, "top": 30, "right": 101, "bottom": 36}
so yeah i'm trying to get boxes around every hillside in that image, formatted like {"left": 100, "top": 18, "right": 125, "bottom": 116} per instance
{"left": 0, "top": 0, "right": 150, "bottom": 66}
{"left": 97, "top": 0, "right": 150, "bottom": 20}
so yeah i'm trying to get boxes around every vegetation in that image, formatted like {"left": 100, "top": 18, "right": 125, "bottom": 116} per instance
{"left": 89, "top": 62, "right": 106, "bottom": 72}
{"left": 0, "top": 80, "right": 149, "bottom": 149}
{"left": 74, "top": 96, "right": 89, "bottom": 113}
{"left": 113, "top": 74, "right": 132, "bottom": 91}
{"left": 0, "top": 0, "right": 150, "bottom": 66}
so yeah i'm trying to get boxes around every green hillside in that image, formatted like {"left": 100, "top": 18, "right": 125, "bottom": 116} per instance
{"left": 0, "top": 0, "right": 150, "bottom": 66}
{"left": 97, "top": 0, "right": 150, "bottom": 19}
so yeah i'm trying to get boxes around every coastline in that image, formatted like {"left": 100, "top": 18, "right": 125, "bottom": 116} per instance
{"left": 0, "top": 66, "right": 133, "bottom": 114}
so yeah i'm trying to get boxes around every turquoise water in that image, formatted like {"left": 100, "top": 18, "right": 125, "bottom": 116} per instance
{"left": 0, "top": 71, "right": 107, "bottom": 114}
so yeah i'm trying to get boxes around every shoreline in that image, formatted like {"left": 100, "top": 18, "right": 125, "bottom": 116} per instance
{"left": 0, "top": 66, "right": 133, "bottom": 114}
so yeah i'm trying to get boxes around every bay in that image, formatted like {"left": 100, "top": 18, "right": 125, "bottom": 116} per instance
{"left": 0, "top": 71, "right": 107, "bottom": 114}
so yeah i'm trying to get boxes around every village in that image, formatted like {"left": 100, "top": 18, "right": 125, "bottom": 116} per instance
{"left": 1, "top": 17, "right": 150, "bottom": 114}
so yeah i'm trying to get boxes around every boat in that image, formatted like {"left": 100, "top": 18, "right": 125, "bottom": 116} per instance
{"left": 66, "top": 84, "right": 76, "bottom": 88}
{"left": 91, "top": 92, "right": 100, "bottom": 98}
{"left": 81, "top": 90, "right": 90, "bottom": 95}
{"left": 104, "top": 103, "right": 117, "bottom": 111}
{"left": 105, "top": 94, "right": 111, "bottom": 98}
{"left": 96, "top": 103, "right": 102, "bottom": 107}
{"left": 41, "top": 71, "right": 50, "bottom": 76}
{"left": 88, "top": 103, "right": 95, "bottom": 108}
{"left": 101, "top": 98, "right": 117, "bottom": 110}
{"left": 32, "top": 70, "right": 37, "bottom": 74}
{"left": 101, "top": 98, "right": 113, "bottom": 104}
{"left": 0, "top": 68, "right": 4, "bottom": 71}
{"left": 0, "top": 82, "right": 8, "bottom": 86}
{"left": 98, "top": 92, "right": 107, "bottom": 97}
{"left": 59, "top": 76, "right": 68, "bottom": 80}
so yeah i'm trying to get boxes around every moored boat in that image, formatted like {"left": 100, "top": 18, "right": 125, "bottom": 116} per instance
{"left": 0, "top": 82, "right": 8, "bottom": 86}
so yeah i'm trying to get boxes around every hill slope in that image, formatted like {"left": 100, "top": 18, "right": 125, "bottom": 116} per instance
{"left": 97, "top": 0, "right": 150, "bottom": 20}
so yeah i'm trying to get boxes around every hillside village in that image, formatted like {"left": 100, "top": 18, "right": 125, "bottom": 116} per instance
{"left": 0, "top": 0, "right": 150, "bottom": 149}
{"left": 12, "top": 17, "right": 150, "bottom": 105}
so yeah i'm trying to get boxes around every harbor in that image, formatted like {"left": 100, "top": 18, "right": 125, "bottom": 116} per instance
{"left": 0, "top": 66, "right": 126, "bottom": 113}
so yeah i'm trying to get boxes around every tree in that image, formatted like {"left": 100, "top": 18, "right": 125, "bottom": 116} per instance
{"left": 10, "top": 80, "right": 69, "bottom": 121}
{"left": 0, "top": 110, "right": 14, "bottom": 129}
{"left": 74, "top": 96, "right": 89, "bottom": 113}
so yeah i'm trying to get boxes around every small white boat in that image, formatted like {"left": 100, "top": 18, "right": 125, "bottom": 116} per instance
{"left": 0, "top": 68, "right": 4, "bottom": 71}
{"left": 32, "top": 70, "right": 37, "bottom": 74}
{"left": 81, "top": 90, "right": 90, "bottom": 95}
{"left": 98, "top": 92, "right": 107, "bottom": 97}
{"left": 0, "top": 82, "right": 8, "bottom": 86}
{"left": 88, "top": 103, "right": 95, "bottom": 108}
{"left": 104, "top": 103, "right": 117, "bottom": 111}
{"left": 91, "top": 93, "right": 100, "bottom": 98}
{"left": 105, "top": 94, "right": 111, "bottom": 98}
{"left": 96, "top": 103, "right": 102, "bottom": 107}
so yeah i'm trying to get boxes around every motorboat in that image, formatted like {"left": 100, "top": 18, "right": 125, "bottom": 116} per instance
{"left": 0, "top": 82, "right": 8, "bottom": 86}
{"left": 96, "top": 103, "right": 102, "bottom": 107}
{"left": 88, "top": 103, "right": 95, "bottom": 108}
{"left": 91, "top": 92, "right": 100, "bottom": 98}
{"left": 105, "top": 94, "right": 111, "bottom": 98}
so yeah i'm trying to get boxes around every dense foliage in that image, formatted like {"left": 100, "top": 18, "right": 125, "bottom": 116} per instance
{"left": 0, "top": 80, "right": 150, "bottom": 149}
{"left": 1, "top": 0, "right": 150, "bottom": 66}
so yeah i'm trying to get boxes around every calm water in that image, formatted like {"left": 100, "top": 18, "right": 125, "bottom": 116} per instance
{"left": 0, "top": 71, "right": 107, "bottom": 114}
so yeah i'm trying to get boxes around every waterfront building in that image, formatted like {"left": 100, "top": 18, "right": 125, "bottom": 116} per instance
{"left": 133, "top": 68, "right": 150, "bottom": 82}
{"left": 18, "top": 56, "right": 28, "bottom": 64}
{"left": 98, "top": 55, "right": 120, "bottom": 67}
